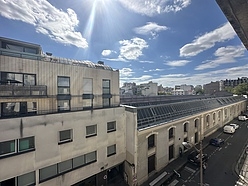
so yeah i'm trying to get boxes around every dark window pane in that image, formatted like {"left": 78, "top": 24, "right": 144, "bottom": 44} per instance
{"left": 39, "top": 164, "right": 57, "bottom": 181}
{"left": 59, "top": 130, "right": 72, "bottom": 142}
{"left": 58, "top": 160, "right": 72, "bottom": 173}
{"left": 0, "top": 140, "right": 15, "bottom": 156}
{"left": 19, "top": 137, "right": 35, "bottom": 152}
{"left": 17, "top": 171, "right": 35, "bottom": 186}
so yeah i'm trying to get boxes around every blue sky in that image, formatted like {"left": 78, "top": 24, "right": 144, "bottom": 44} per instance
{"left": 0, "top": 0, "right": 248, "bottom": 87}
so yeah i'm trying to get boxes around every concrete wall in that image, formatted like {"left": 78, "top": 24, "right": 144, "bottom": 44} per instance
{"left": 0, "top": 107, "right": 126, "bottom": 186}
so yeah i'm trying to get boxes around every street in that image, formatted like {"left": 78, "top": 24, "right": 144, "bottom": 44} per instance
{"left": 165, "top": 119, "right": 248, "bottom": 186}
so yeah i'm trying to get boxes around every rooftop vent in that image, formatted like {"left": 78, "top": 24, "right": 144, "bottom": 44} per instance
{"left": 98, "top": 61, "right": 104, "bottom": 65}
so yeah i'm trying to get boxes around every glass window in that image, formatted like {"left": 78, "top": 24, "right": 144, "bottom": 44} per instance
{"left": 148, "top": 135, "right": 155, "bottom": 149}
{"left": 58, "top": 100, "right": 70, "bottom": 111}
{"left": 58, "top": 159, "right": 72, "bottom": 174}
{"left": 24, "top": 74, "right": 36, "bottom": 85}
{"left": 169, "top": 128, "right": 174, "bottom": 139}
{"left": 17, "top": 171, "right": 35, "bottom": 186}
{"left": 58, "top": 76, "right": 70, "bottom": 87}
{"left": 73, "top": 155, "right": 85, "bottom": 168}
{"left": 19, "top": 137, "right": 35, "bottom": 152}
{"left": 86, "top": 125, "right": 97, "bottom": 137}
{"left": 102, "top": 79, "right": 110, "bottom": 94}
{"left": 59, "top": 130, "right": 72, "bottom": 143}
{"left": 103, "top": 98, "right": 110, "bottom": 107}
{"left": 39, "top": 164, "right": 57, "bottom": 182}
{"left": 85, "top": 151, "right": 97, "bottom": 163}
{"left": 107, "top": 121, "right": 116, "bottom": 132}
{"left": 107, "top": 144, "right": 116, "bottom": 157}
{"left": 0, "top": 140, "right": 16, "bottom": 156}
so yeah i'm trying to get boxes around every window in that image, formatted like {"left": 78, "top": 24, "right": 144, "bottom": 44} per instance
{"left": 0, "top": 171, "right": 36, "bottom": 186}
{"left": 0, "top": 140, "right": 16, "bottom": 156}
{"left": 57, "top": 76, "right": 70, "bottom": 95}
{"left": 102, "top": 79, "right": 111, "bottom": 107}
{"left": 73, "top": 155, "right": 85, "bottom": 168}
{"left": 85, "top": 151, "right": 97, "bottom": 163}
{"left": 39, "top": 164, "right": 57, "bottom": 182}
{"left": 148, "top": 154, "right": 155, "bottom": 173}
{"left": 83, "top": 78, "right": 93, "bottom": 109}
{"left": 206, "top": 115, "right": 210, "bottom": 127}
{"left": 86, "top": 125, "right": 97, "bottom": 137}
{"left": 1, "top": 101, "right": 37, "bottom": 118}
{"left": 19, "top": 136, "right": 35, "bottom": 152}
{"left": 107, "top": 144, "right": 116, "bottom": 157}
{"left": 58, "top": 160, "right": 72, "bottom": 174}
{"left": 148, "top": 134, "right": 155, "bottom": 149}
{"left": 183, "top": 123, "right": 188, "bottom": 132}
{"left": 107, "top": 121, "right": 116, "bottom": 132}
{"left": 17, "top": 171, "right": 36, "bottom": 186}
{"left": 169, "top": 128, "right": 174, "bottom": 140}
{"left": 0, "top": 72, "right": 36, "bottom": 85}
{"left": 59, "top": 130, "right": 72, "bottom": 144}
{"left": 57, "top": 100, "right": 70, "bottom": 111}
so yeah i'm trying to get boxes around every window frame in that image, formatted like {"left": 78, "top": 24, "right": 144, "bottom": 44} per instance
{"left": 0, "top": 139, "right": 16, "bottom": 157}
{"left": 148, "top": 134, "right": 155, "bottom": 149}
{"left": 107, "top": 144, "right": 116, "bottom": 157}
{"left": 107, "top": 121, "right": 116, "bottom": 133}
{"left": 86, "top": 125, "right": 97, "bottom": 138}
{"left": 18, "top": 136, "right": 35, "bottom": 152}
{"left": 58, "top": 129, "right": 73, "bottom": 144}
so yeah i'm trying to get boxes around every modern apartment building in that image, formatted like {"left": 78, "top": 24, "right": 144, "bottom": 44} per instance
{"left": 0, "top": 37, "right": 126, "bottom": 186}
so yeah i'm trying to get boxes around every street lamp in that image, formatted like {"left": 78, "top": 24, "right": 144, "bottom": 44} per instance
{"left": 182, "top": 140, "right": 203, "bottom": 186}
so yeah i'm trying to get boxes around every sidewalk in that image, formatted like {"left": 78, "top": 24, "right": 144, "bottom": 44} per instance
{"left": 141, "top": 131, "right": 219, "bottom": 186}
{"left": 235, "top": 145, "right": 248, "bottom": 185}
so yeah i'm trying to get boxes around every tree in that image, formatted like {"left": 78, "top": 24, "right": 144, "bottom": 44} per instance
{"left": 232, "top": 83, "right": 248, "bottom": 95}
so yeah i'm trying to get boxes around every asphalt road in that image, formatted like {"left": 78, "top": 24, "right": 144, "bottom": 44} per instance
{"left": 167, "top": 119, "right": 248, "bottom": 186}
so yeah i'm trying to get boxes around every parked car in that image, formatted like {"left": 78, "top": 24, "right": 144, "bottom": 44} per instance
{"left": 229, "top": 123, "right": 239, "bottom": 130}
{"left": 238, "top": 115, "right": 248, "bottom": 121}
{"left": 209, "top": 138, "right": 224, "bottom": 147}
{"left": 223, "top": 125, "right": 235, "bottom": 134}
{"left": 187, "top": 151, "right": 208, "bottom": 166}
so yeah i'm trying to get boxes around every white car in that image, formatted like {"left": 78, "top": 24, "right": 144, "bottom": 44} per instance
{"left": 229, "top": 123, "right": 239, "bottom": 130}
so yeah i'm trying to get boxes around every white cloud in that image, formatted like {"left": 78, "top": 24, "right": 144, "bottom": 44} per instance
{"left": 180, "top": 22, "right": 236, "bottom": 57}
{"left": 134, "top": 22, "right": 168, "bottom": 39}
{"left": 195, "top": 45, "right": 246, "bottom": 70}
{"left": 0, "top": 0, "right": 88, "bottom": 48}
{"left": 120, "top": 68, "right": 134, "bottom": 77}
{"left": 139, "top": 60, "right": 154, "bottom": 63}
{"left": 119, "top": 37, "right": 148, "bottom": 60}
{"left": 118, "top": 0, "right": 191, "bottom": 16}
{"left": 102, "top": 50, "right": 116, "bottom": 56}
{"left": 165, "top": 60, "right": 191, "bottom": 67}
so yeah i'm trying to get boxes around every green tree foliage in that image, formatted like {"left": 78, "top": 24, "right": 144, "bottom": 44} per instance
{"left": 232, "top": 83, "right": 248, "bottom": 95}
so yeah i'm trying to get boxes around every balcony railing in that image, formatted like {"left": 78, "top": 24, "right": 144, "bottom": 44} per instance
{"left": 0, "top": 85, "right": 47, "bottom": 97}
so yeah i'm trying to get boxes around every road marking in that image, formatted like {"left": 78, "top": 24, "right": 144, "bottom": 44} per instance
{"left": 184, "top": 166, "right": 196, "bottom": 173}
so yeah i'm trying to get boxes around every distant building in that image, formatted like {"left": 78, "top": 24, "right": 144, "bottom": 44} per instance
{"left": 173, "top": 84, "right": 194, "bottom": 95}
{"left": 203, "top": 81, "right": 222, "bottom": 95}
{"left": 223, "top": 77, "right": 248, "bottom": 88}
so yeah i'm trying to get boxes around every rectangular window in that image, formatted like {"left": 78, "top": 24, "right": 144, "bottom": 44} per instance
{"left": 107, "top": 144, "right": 116, "bottom": 157}
{"left": 58, "top": 76, "right": 70, "bottom": 95}
{"left": 102, "top": 79, "right": 110, "bottom": 94}
{"left": 107, "top": 121, "right": 116, "bottom": 132}
{"left": 58, "top": 159, "right": 72, "bottom": 174}
{"left": 59, "top": 130, "right": 72, "bottom": 144}
{"left": 0, "top": 140, "right": 16, "bottom": 156}
{"left": 148, "top": 154, "right": 156, "bottom": 174}
{"left": 39, "top": 164, "right": 57, "bottom": 182}
{"left": 24, "top": 74, "right": 36, "bottom": 85}
{"left": 83, "top": 78, "right": 93, "bottom": 108}
{"left": 102, "top": 79, "right": 111, "bottom": 107}
{"left": 85, "top": 151, "right": 97, "bottom": 163}
{"left": 86, "top": 125, "right": 97, "bottom": 137}
{"left": 19, "top": 136, "right": 35, "bottom": 152}
{"left": 17, "top": 171, "right": 36, "bottom": 186}
{"left": 58, "top": 100, "right": 70, "bottom": 111}
{"left": 73, "top": 154, "right": 85, "bottom": 168}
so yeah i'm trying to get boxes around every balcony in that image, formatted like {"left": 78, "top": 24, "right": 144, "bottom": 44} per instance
{"left": 0, "top": 85, "right": 47, "bottom": 97}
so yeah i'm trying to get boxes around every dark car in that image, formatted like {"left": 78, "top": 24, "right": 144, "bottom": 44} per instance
{"left": 209, "top": 138, "right": 224, "bottom": 147}
{"left": 187, "top": 151, "right": 208, "bottom": 166}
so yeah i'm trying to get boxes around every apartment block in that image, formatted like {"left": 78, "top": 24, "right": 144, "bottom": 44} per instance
{"left": 0, "top": 37, "right": 126, "bottom": 186}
